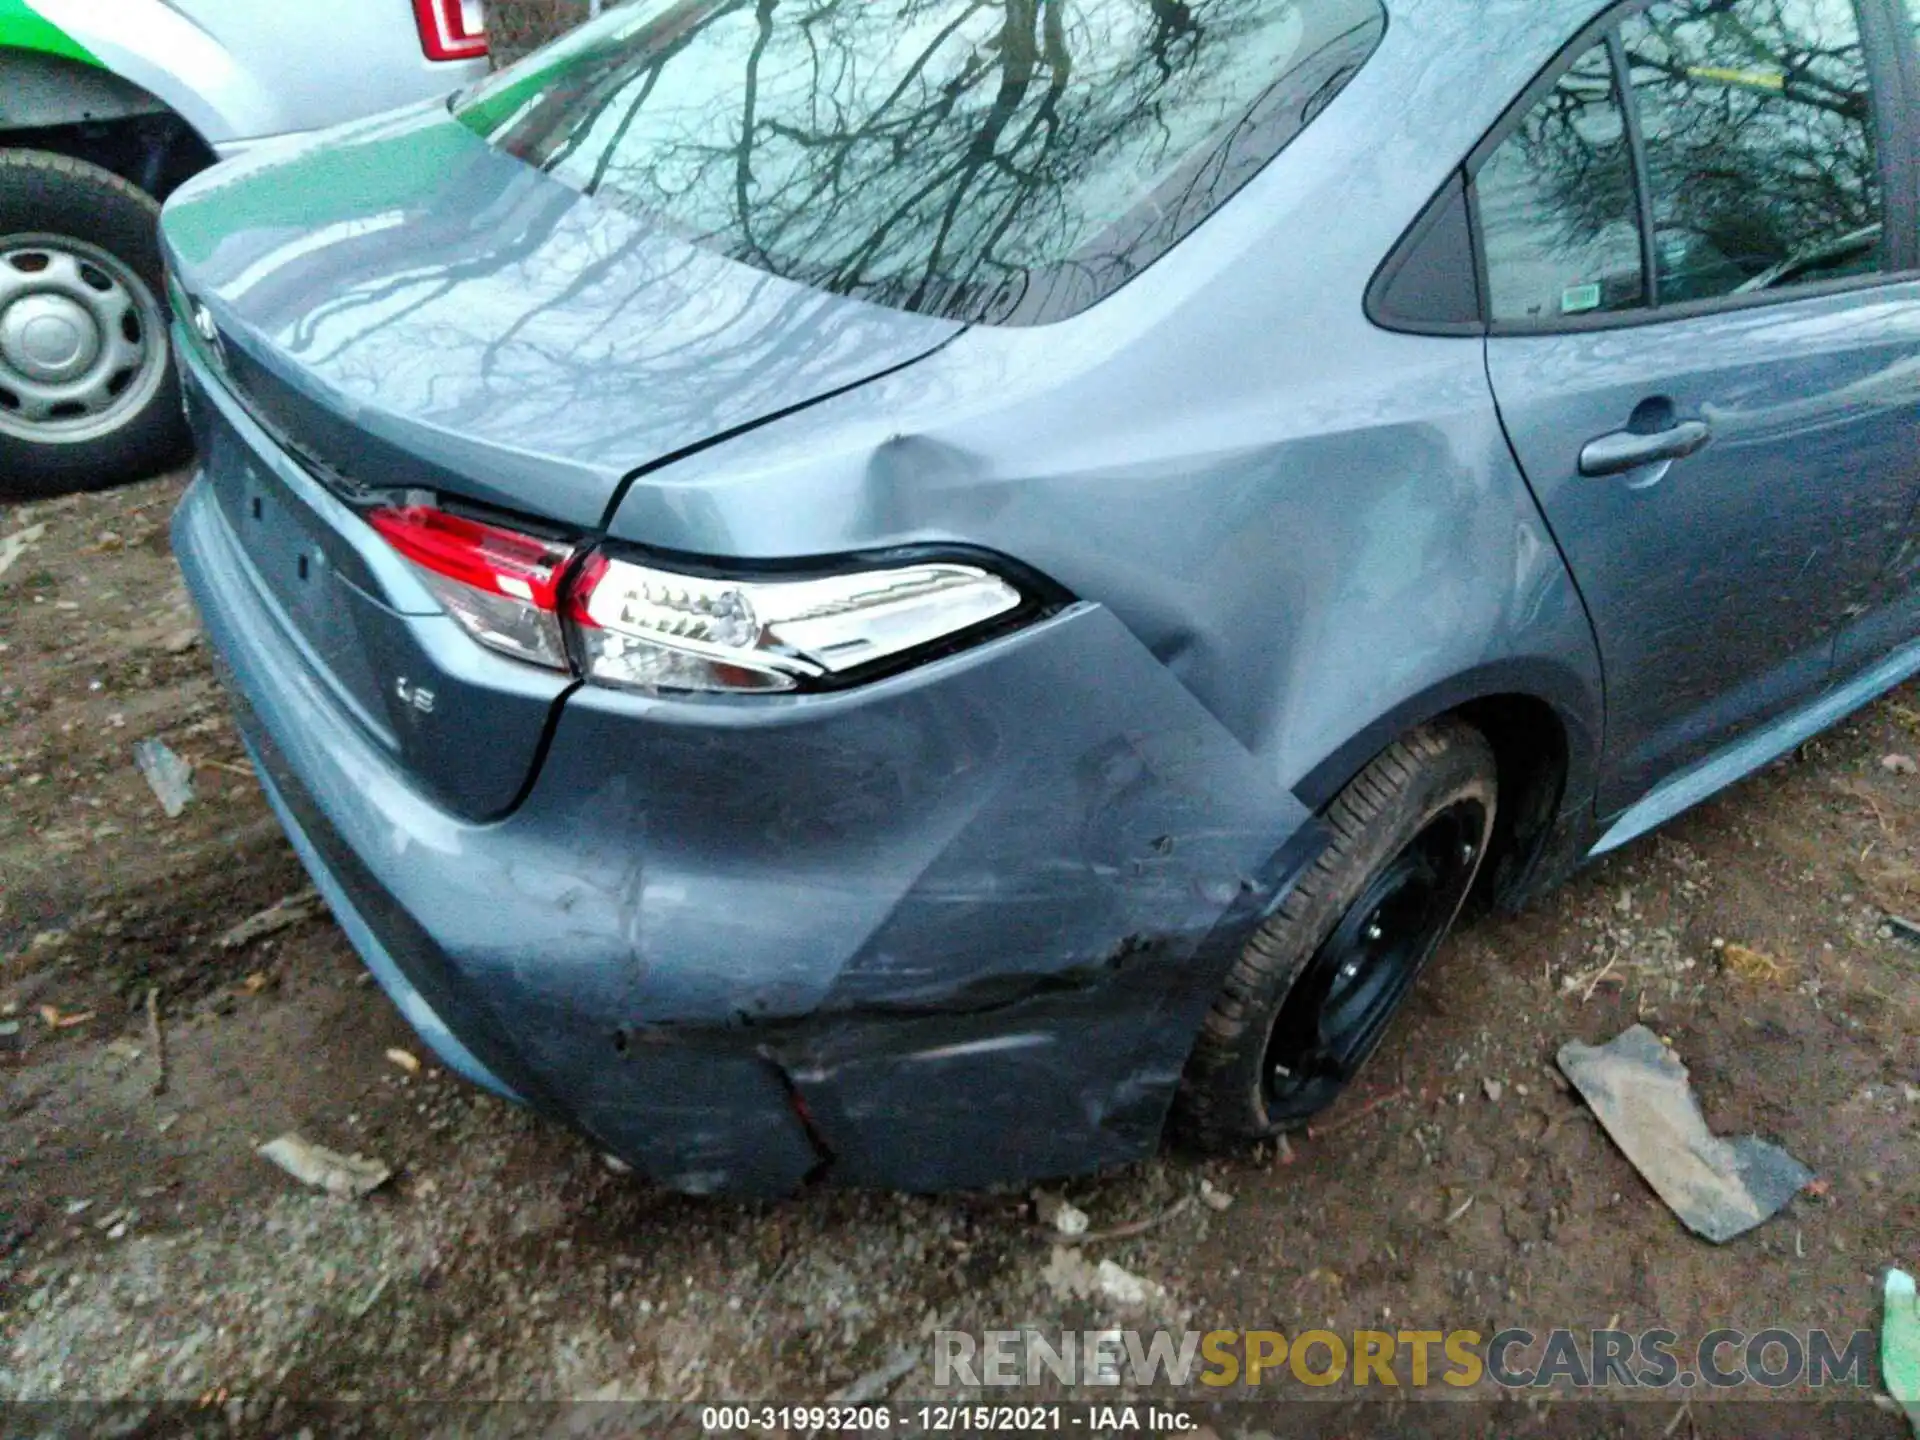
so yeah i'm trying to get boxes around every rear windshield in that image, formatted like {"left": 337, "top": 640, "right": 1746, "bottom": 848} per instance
{"left": 454, "top": 0, "right": 1386, "bottom": 325}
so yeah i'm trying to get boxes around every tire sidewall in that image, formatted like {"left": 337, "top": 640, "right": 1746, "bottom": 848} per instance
{"left": 1197, "top": 726, "right": 1498, "bottom": 1140}
{"left": 0, "top": 151, "right": 187, "bottom": 498}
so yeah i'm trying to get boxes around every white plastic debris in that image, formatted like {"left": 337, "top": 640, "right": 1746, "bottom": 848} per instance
{"left": 1557, "top": 1026, "right": 1811, "bottom": 1243}
{"left": 257, "top": 1133, "right": 392, "bottom": 1199}
{"left": 0, "top": 523, "right": 46, "bottom": 580}
{"left": 1040, "top": 1245, "right": 1168, "bottom": 1311}
{"left": 133, "top": 738, "right": 194, "bottom": 818}
{"left": 1885, "top": 1269, "right": 1920, "bottom": 1437}
{"left": 1095, "top": 1260, "right": 1154, "bottom": 1307}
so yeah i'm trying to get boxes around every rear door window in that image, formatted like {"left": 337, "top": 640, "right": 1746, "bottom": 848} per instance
{"left": 1618, "top": 0, "right": 1882, "bottom": 304}
{"left": 1477, "top": 41, "right": 1647, "bottom": 323}
{"left": 1472, "top": 0, "right": 1899, "bottom": 326}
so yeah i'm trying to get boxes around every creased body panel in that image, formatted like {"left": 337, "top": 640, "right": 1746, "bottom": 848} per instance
{"left": 174, "top": 460, "right": 1317, "bottom": 1192}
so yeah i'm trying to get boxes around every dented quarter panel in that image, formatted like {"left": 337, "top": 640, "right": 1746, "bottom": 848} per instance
{"left": 600, "top": 0, "right": 1607, "bottom": 813}
{"left": 178, "top": 459, "right": 1317, "bottom": 1188}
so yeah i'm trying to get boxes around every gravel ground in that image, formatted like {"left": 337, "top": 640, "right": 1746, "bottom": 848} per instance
{"left": 2, "top": 471, "right": 1917, "bottom": 1437}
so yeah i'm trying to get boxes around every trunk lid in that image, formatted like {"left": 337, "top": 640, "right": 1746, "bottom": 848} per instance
{"left": 183, "top": 362, "right": 574, "bottom": 820}
{"left": 159, "top": 102, "right": 963, "bottom": 529}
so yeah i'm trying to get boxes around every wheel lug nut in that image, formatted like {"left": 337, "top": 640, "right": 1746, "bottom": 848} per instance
{"left": 1339, "top": 961, "right": 1360, "bottom": 980}
{"left": 1364, "top": 923, "right": 1383, "bottom": 942}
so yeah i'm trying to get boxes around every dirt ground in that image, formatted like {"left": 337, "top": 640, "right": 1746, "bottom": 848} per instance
{"left": 2, "top": 470, "right": 1918, "bottom": 1435}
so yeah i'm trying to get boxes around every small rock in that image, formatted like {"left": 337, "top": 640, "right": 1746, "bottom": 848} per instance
{"left": 384, "top": 1048, "right": 421, "bottom": 1076}
{"left": 1095, "top": 1259, "right": 1162, "bottom": 1309}
{"left": 1199, "top": 1178, "right": 1234, "bottom": 1212}
{"left": 160, "top": 627, "right": 200, "bottom": 655}
{"left": 1034, "top": 1190, "right": 1089, "bottom": 1237}
{"left": 1883, "top": 753, "right": 1918, "bottom": 775}
{"left": 1483, "top": 1078, "right": 1504, "bottom": 1104}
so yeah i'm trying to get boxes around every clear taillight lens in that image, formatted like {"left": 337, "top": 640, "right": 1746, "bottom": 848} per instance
{"left": 413, "top": 0, "right": 488, "bottom": 60}
{"left": 567, "top": 553, "right": 1024, "bottom": 694}
{"left": 366, "top": 504, "right": 1031, "bottom": 692}
{"left": 367, "top": 505, "right": 573, "bottom": 668}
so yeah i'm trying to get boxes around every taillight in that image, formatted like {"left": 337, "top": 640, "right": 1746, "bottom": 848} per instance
{"left": 368, "top": 502, "right": 1036, "bottom": 693}
{"left": 412, "top": 0, "right": 488, "bottom": 60}
{"left": 367, "top": 505, "right": 573, "bottom": 668}
{"left": 568, "top": 552, "right": 1023, "bottom": 694}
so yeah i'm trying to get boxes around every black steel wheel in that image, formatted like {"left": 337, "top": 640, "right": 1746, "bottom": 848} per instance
{"left": 1175, "top": 719, "right": 1497, "bottom": 1146}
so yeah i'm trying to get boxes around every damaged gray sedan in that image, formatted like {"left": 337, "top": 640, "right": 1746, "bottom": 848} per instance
{"left": 165, "top": 0, "right": 1920, "bottom": 1191}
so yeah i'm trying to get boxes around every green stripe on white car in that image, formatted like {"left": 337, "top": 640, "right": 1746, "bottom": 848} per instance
{"left": 0, "top": 0, "right": 100, "bottom": 67}
{"left": 1, "top": 0, "right": 494, "bottom": 496}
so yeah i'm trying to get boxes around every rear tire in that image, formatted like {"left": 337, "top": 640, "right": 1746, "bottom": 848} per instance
{"left": 0, "top": 150, "right": 188, "bottom": 500}
{"left": 1175, "top": 720, "right": 1497, "bottom": 1147}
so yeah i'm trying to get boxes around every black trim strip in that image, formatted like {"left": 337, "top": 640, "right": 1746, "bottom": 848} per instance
{"left": 1608, "top": 28, "right": 1660, "bottom": 310}
{"left": 1860, "top": 0, "right": 1920, "bottom": 274}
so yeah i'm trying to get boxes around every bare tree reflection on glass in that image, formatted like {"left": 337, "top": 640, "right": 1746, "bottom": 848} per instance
{"left": 1491, "top": 0, "right": 1881, "bottom": 308}
{"left": 459, "top": 0, "right": 1386, "bottom": 323}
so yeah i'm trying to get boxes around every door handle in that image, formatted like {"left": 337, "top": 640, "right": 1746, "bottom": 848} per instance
{"left": 1578, "top": 419, "right": 1713, "bottom": 477}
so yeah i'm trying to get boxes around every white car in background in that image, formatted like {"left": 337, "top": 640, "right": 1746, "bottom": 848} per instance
{"left": 0, "top": 0, "right": 490, "bottom": 497}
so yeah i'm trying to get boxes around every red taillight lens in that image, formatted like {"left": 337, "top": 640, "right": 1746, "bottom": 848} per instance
{"left": 412, "top": 0, "right": 488, "bottom": 60}
{"left": 368, "top": 505, "right": 568, "bottom": 607}
{"left": 367, "top": 505, "right": 574, "bottom": 669}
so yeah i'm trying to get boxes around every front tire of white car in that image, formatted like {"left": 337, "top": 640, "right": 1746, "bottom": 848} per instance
{"left": 0, "top": 149, "right": 189, "bottom": 499}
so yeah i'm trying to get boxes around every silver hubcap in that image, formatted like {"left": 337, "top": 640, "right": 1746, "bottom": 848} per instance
{"left": 0, "top": 236, "right": 167, "bottom": 443}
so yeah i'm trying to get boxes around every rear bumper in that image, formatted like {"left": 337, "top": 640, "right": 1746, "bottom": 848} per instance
{"left": 173, "top": 435, "right": 1320, "bottom": 1196}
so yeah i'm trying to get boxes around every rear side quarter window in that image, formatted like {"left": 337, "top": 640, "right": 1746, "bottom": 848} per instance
{"left": 1477, "top": 39, "right": 1646, "bottom": 324}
